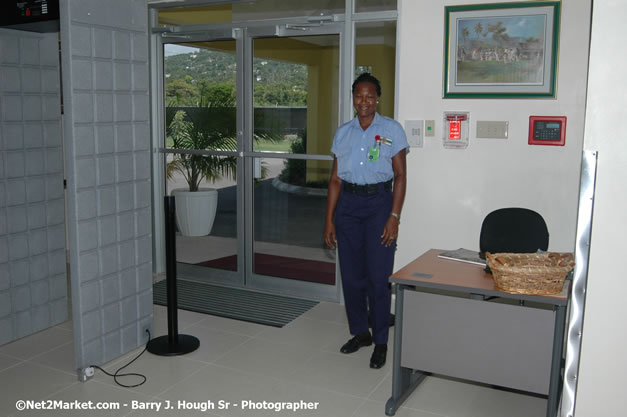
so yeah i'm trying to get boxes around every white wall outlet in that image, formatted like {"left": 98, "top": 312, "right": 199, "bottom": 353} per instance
{"left": 476, "top": 120, "right": 509, "bottom": 139}
{"left": 405, "top": 120, "right": 424, "bottom": 148}
{"left": 78, "top": 367, "right": 95, "bottom": 382}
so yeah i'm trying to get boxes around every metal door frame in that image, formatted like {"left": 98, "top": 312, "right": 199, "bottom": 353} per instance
{"left": 241, "top": 23, "right": 342, "bottom": 300}
{"left": 151, "top": 18, "right": 345, "bottom": 301}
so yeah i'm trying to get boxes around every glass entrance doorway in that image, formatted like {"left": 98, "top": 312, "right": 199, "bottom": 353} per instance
{"left": 161, "top": 28, "right": 340, "bottom": 300}
{"left": 163, "top": 40, "right": 241, "bottom": 287}
{"left": 249, "top": 34, "right": 338, "bottom": 295}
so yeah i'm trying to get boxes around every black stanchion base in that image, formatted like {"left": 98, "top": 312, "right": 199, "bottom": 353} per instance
{"left": 146, "top": 334, "right": 200, "bottom": 356}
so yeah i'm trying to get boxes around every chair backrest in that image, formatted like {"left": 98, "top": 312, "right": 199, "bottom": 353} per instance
{"left": 479, "top": 208, "right": 549, "bottom": 257}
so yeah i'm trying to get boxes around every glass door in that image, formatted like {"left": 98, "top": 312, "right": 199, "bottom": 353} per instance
{"left": 245, "top": 27, "right": 340, "bottom": 299}
{"left": 161, "top": 25, "right": 342, "bottom": 300}
{"left": 162, "top": 37, "right": 243, "bottom": 287}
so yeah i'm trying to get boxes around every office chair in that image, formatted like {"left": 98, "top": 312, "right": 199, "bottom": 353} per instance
{"left": 479, "top": 207, "right": 549, "bottom": 260}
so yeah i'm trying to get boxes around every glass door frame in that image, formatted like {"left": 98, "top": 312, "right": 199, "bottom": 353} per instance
{"left": 151, "top": 19, "right": 346, "bottom": 301}
{"left": 242, "top": 24, "right": 342, "bottom": 300}
{"left": 155, "top": 29, "right": 246, "bottom": 290}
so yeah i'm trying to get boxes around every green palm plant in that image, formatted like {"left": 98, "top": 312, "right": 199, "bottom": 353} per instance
{"left": 166, "top": 95, "right": 238, "bottom": 192}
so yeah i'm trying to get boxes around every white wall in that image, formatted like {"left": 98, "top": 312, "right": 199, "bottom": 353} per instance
{"left": 395, "top": 0, "right": 592, "bottom": 268}
{"left": 573, "top": 1, "right": 627, "bottom": 415}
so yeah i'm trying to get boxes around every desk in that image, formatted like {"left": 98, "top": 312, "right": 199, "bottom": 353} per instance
{"left": 385, "top": 249, "right": 569, "bottom": 417}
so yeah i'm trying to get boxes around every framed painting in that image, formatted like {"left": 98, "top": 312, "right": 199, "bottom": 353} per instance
{"left": 443, "top": 2, "right": 561, "bottom": 98}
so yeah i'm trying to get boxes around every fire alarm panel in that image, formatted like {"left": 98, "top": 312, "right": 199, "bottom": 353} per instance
{"left": 528, "top": 116, "right": 567, "bottom": 146}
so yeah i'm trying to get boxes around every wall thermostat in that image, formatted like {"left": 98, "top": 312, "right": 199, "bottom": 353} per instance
{"left": 528, "top": 116, "right": 567, "bottom": 146}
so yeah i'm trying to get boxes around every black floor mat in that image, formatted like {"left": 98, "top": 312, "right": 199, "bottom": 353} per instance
{"left": 153, "top": 279, "right": 319, "bottom": 327}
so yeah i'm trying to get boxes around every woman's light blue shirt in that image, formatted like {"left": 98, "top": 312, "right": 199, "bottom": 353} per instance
{"left": 331, "top": 113, "right": 408, "bottom": 185}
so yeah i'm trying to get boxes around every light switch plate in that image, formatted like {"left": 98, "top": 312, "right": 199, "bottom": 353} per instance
{"left": 476, "top": 120, "right": 509, "bottom": 139}
{"left": 405, "top": 120, "right": 424, "bottom": 148}
{"left": 425, "top": 120, "right": 435, "bottom": 136}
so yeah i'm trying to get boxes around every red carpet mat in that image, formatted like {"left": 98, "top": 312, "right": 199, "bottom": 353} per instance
{"left": 195, "top": 253, "right": 335, "bottom": 285}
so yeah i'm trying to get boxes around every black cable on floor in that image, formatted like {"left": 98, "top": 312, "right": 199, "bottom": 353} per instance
{"left": 90, "top": 329, "right": 151, "bottom": 388}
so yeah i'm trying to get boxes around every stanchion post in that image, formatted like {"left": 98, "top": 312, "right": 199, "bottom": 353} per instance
{"left": 164, "top": 196, "right": 179, "bottom": 345}
{"left": 146, "top": 196, "right": 200, "bottom": 356}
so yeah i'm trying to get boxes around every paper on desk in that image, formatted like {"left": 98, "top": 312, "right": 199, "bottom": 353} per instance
{"left": 438, "top": 248, "right": 485, "bottom": 266}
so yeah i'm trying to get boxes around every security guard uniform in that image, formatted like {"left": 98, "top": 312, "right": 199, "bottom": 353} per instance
{"left": 331, "top": 112, "right": 409, "bottom": 345}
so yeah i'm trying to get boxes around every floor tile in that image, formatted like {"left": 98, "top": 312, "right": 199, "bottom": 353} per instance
{"left": 12, "top": 379, "right": 153, "bottom": 417}
{"left": 160, "top": 365, "right": 278, "bottom": 417}
{"left": 214, "top": 337, "right": 318, "bottom": 380}
{"left": 92, "top": 349, "right": 208, "bottom": 397}
{"left": 172, "top": 323, "right": 251, "bottom": 364}
{"left": 391, "top": 375, "right": 483, "bottom": 417}
{"left": 255, "top": 317, "right": 348, "bottom": 350}
{"left": 0, "top": 361, "right": 77, "bottom": 417}
{"left": 0, "top": 302, "right": 548, "bottom": 417}
{"left": 152, "top": 306, "right": 210, "bottom": 334}
{"left": 30, "top": 341, "right": 76, "bottom": 374}
{"left": 194, "top": 314, "right": 270, "bottom": 337}
{"left": 127, "top": 405, "right": 223, "bottom": 417}
{"left": 0, "top": 352, "right": 23, "bottom": 372}
{"left": 367, "top": 370, "right": 393, "bottom": 402}
{"left": 0, "top": 326, "right": 74, "bottom": 360}
{"left": 462, "top": 385, "right": 547, "bottom": 417}
{"left": 259, "top": 381, "right": 365, "bottom": 417}
{"left": 288, "top": 350, "right": 390, "bottom": 398}
{"left": 357, "top": 399, "right": 447, "bottom": 417}
{"left": 298, "top": 301, "right": 348, "bottom": 326}
{"left": 161, "top": 364, "right": 365, "bottom": 417}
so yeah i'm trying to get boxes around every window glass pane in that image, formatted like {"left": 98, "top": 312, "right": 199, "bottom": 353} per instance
{"left": 164, "top": 42, "right": 237, "bottom": 150}
{"left": 168, "top": 156, "right": 237, "bottom": 272}
{"left": 253, "top": 157, "right": 335, "bottom": 285}
{"left": 355, "top": 21, "right": 396, "bottom": 118}
{"left": 164, "top": 41, "right": 238, "bottom": 274}
{"left": 252, "top": 35, "right": 339, "bottom": 155}
{"left": 250, "top": 35, "right": 338, "bottom": 287}
{"left": 355, "top": 0, "right": 397, "bottom": 13}
{"left": 163, "top": 43, "right": 237, "bottom": 106}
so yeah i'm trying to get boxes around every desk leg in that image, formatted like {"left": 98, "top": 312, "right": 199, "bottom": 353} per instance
{"left": 546, "top": 304, "right": 567, "bottom": 417}
{"left": 385, "top": 285, "right": 428, "bottom": 416}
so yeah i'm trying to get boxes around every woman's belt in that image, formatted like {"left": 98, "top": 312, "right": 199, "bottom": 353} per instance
{"left": 343, "top": 179, "right": 392, "bottom": 195}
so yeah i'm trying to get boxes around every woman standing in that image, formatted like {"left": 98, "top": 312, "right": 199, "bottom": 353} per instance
{"left": 324, "top": 73, "right": 408, "bottom": 369}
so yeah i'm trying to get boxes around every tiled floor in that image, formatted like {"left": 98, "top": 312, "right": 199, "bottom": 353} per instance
{"left": 0, "top": 302, "right": 547, "bottom": 417}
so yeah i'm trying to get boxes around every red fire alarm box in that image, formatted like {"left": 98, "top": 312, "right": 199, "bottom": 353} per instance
{"left": 528, "top": 116, "right": 567, "bottom": 146}
{"left": 443, "top": 112, "right": 469, "bottom": 149}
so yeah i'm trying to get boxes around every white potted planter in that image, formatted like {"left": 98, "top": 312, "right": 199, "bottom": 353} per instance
{"left": 171, "top": 188, "right": 218, "bottom": 237}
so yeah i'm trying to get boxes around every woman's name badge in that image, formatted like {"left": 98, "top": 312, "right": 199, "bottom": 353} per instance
{"left": 368, "top": 146, "right": 380, "bottom": 162}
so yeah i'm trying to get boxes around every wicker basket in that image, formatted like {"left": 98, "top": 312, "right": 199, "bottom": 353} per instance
{"left": 485, "top": 252, "right": 575, "bottom": 295}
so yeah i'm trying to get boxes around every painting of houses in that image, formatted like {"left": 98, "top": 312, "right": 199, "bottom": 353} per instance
{"left": 455, "top": 14, "right": 547, "bottom": 85}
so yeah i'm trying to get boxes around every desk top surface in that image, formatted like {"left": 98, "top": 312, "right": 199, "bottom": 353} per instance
{"left": 390, "top": 249, "right": 569, "bottom": 305}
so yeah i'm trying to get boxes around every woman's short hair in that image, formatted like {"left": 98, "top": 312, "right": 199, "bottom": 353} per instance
{"left": 352, "top": 73, "right": 381, "bottom": 97}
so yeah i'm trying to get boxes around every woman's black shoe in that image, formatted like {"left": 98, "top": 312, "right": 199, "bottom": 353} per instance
{"left": 370, "top": 344, "right": 387, "bottom": 369}
{"left": 340, "top": 333, "right": 372, "bottom": 354}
